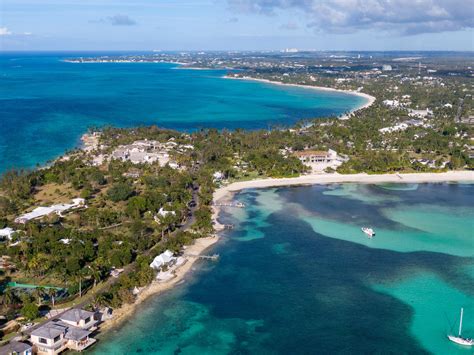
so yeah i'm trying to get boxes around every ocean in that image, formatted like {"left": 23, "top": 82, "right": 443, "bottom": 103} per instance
{"left": 0, "top": 52, "right": 365, "bottom": 173}
{"left": 93, "top": 183, "right": 474, "bottom": 355}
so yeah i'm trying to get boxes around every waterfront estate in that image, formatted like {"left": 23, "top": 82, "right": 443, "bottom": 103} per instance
{"left": 30, "top": 309, "right": 97, "bottom": 354}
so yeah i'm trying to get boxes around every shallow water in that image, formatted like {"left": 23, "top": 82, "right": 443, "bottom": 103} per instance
{"left": 94, "top": 183, "right": 473, "bottom": 354}
{"left": 0, "top": 52, "right": 364, "bottom": 172}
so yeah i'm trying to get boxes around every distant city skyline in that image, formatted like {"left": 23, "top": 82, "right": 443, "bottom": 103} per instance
{"left": 1, "top": 0, "right": 473, "bottom": 51}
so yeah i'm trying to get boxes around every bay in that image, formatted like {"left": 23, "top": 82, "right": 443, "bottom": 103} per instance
{"left": 94, "top": 183, "right": 474, "bottom": 354}
{"left": 0, "top": 52, "right": 365, "bottom": 172}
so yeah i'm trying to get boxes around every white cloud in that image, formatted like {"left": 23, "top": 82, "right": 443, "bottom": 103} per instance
{"left": 0, "top": 27, "right": 12, "bottom": 36}
{"left": 228, "top": 0, "right": 474, "bottom": 35}
{"left": 90, "top": 14, "right": 138, "bottom": 26}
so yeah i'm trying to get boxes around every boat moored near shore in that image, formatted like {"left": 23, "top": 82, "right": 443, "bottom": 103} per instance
{"left": 361, "top": 227, "right": 375, "bottom": 238}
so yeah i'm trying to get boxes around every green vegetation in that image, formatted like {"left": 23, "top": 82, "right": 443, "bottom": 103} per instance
{"left": 1, "top": 55, "right": 473, "bottom": 340}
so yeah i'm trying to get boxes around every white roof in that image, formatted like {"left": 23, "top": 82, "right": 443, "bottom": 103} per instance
{"left": 0, "top": 228, "right": 15, "bottom": 237}
{"left": 15, "top": 198, "right": 84, "bottom": 222}
{"left": 158, "top": 207, "right": 175, "bottom": 217}
{"left": 150, "top": 250, "right": 176, "bottom": 269}
{"left": 18, "top": 206, "right": 55, "bottom": 221}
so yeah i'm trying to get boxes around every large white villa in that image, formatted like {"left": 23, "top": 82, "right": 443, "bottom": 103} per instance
{"left": 294, "top": 149, "right": 347, "bottom": 172}
{"left": 14, "top": 198, "right": 86, "bottom": 224}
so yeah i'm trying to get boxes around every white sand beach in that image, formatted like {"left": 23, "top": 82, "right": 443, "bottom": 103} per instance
{"left": 213, "top": 170, "right": 474, "bottom": 210}
{"left": 214, "top": 171, "right": 474, "bottom": 200}
{"left": 225, "top": 76, "right": 376, "bottom": 116}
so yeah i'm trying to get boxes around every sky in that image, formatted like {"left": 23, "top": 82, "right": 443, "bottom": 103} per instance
{"left": 1, "top": 0, "right": 473, "bottom": 51}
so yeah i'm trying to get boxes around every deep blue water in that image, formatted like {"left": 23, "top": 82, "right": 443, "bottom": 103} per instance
{"left": 94, "top": 183, "right": 474, "bottom": 355}
{"left": 0, "top": 52, "right": 365, "bottom": 172}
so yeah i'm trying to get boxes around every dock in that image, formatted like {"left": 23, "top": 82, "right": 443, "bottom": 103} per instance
{"left": 186, "top": 253, "right": 220, "bottom": 260}
{"left": 213, "top": 202, "right": 246, "bottom": 208}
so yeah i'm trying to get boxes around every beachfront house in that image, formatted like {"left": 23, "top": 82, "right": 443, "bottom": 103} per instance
{"left": 294, "top": 149, "right": 346, "bottom": 172}
{"left": 30, "top": 309, "right": 97, "bottom": 354}
{"left": 150, "top": 250, "right": 176, "bottom": 270}
{"left": 30, "top": 322, "right": 68, "bottom": 355}
{"left": 0, "top": 341, "right": 33, "bottom": 355}
{"left": 58, "top": 309, "right": 97, "bottom": 330}
{"left": 14, "top": 199, "right": 86, "bottom": 224}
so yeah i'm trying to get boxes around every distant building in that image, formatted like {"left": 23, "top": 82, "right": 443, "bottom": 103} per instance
{"left": 0, "top": 341, "right": 33, "bottom": 355}
{"left": 294, "top": 149, "right": 346, "bottom": 172}
{"left": 408, "top": 108, "right": 433, "bottom": 118}
{"left": 15, "top": 199, "right": 86, "bottom": 224}
{"left": 382, "top": 64, "right": 392, "bottom": 71}
{"left": 383, "top": 99, "right": 401, "bottom": 108}
{"left": 0, "top": 227, "right": 16, "bottom": 241}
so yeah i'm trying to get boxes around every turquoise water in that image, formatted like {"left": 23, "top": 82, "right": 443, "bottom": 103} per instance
{"left": 94, "top": 183, "right": 474, "bottom": 354}
{"left": 0, "top": 52, "right": 365, "bottom": 173}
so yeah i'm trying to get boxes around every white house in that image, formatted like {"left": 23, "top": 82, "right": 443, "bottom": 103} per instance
{"left": 213, "top": 171, "right": 224, "bottom": 181}
{"left": 15, "top": 199, "right": 86, "bottom": 224}
{"left": 58, "top": 309, "right": 97, "bottom": 330}
{"left": 156, "top": 207, "right": 176, "bottom": 219}
{"left": 383, "top": 99, "right": 401, "bottom": 108}
{"left": 294, "top": 149, "right": 346, "bottom": 172}
{"left": 0, "top": 227, "right": 16, "bottom": 240}
{"left": 30, "top": 309, "right": 97, "bottom": 355}
{"left": 150, "top": 250, "right": 176, "bottom": 270}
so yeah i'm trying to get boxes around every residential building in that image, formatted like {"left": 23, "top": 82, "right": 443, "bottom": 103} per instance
{"left": 15, "top": 199, "right": 86, "bottom": 224}
{"left": 30, "top": 322, "right": 68, "bottom": 355}
{"left": 294, "top": 149, "right": 346, "bottom": 172}
{"left": 150, "top": 250, "right": 176, "bottom": 270}
{"left": 0, "top": 341, "right": 33, "bottom": 355}
{"left": 30, "top": 309, "right": 97, "bottom": 355}
{"left": 58, "top": 309, "right": 97, "bottom": 330}
{"left": 0, "top": 228, "right": 16, "bottom": 241}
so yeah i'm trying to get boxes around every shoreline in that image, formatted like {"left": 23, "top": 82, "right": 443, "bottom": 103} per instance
{"left": 212, "top": 170, "right": 473, "bottom": 204}
{"left": 224, "top": 76, "right": 376, "bottom": 118}
{"left": 96, "top": 235, "right": 220, "bottom": 333}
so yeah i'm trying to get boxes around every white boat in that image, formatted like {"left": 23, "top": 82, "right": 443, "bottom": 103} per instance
{"left": 361, "top": 227, "right": 375, "bottom": 238}
{"left": 448, "top": 308, "right": 473, "bottom": 347}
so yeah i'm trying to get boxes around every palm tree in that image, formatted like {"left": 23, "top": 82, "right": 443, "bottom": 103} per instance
{"left": 32, "top": 287, "right": 46, "bottom": 306}
{"left": 47, "top": 288, "right": 57, "bottom": 308}
{"left": 93, "top": 293, "right": 108, "bottom": 308}
{"left": 88, "top": 264, "right": 102, "bottom": 288}
{"left": 2, "top": 288, "right": 17, "bottom": 306}
{"left": 75, "top": 268, "right": 89, "bottom": 298}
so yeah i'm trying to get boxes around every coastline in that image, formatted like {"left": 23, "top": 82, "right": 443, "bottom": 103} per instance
{"left": 224, "top": 76, "right": 376, "bottom": 118}
{"left": 212, "top": 170, "right": 474, "bottom": 205}
{"left": 96, "top": 235, "right": 220, "bottom": 333}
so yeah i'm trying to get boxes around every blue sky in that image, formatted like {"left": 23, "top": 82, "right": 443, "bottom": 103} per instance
{"left": 1, "top": 0, "right": 473, "bottom": 51}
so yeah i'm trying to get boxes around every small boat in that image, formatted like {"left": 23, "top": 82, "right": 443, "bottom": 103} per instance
{"left": 361, "top": 227, "right": 375, "bottom": 238}
{"left": 448, "top": 308, "right": 473, "bottom": 347}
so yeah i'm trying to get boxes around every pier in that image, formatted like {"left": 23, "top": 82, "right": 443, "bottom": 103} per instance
{"left": 213, "top": 202, "right": 246, "bottom": 208}
{"left": 186, "top": 253, "right": 220, "bottom": 260}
